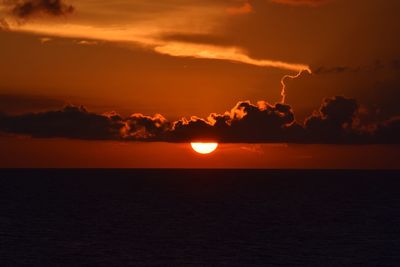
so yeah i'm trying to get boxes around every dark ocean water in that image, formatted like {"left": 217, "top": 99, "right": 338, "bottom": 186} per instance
{"left": 0, "top": 169, "right": 400, "bottom": 266}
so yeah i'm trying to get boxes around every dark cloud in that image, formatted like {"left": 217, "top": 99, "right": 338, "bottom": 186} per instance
{"left": 313, "top": 66, "right": 358, "bottom": 75}
{"left": 304, "top": 96, "right": 360, "bottom": 143}
{"left": 123, "top": 113, "right": 171, "bottom": 140}
{"left": 0, "top": 105, "right": 123, "bottom": 140}
{"left": 168, "top": 117, "right": 216, "bottom": 142}
{"left": 3, "top": 0, "right": 74, "bottom": 18}
{"left": 313, "top": 59, "right": 400, "bottom": 75}
{"left": 167, "top": 101, "right": 300, "bottom": 142}
{"left": 0, "top": 96, "right": 399, "bottom": 143}
{"left": 375, "top": 116, "right": 400, "bottom": 144}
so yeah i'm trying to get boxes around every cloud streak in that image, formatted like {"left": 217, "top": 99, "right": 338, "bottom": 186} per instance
{"left": 280, "top": 69, "right": 312, "bottom": 103}
{"left": 155, "top": 42, "right": 311, "bottom": 73}
{"left": 269, "top": 0, "right": 331, "bottom": 7}
{"left": 1, "top": 0, "right": 311, "bottom": 77}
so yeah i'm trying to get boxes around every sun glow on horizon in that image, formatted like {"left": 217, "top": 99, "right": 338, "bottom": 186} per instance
{"left": 190, "top": 142, "right": 218, "bottom": 154}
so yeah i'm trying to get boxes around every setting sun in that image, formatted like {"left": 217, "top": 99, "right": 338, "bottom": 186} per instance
{"left": 190, "top": 143, "right": 218, "bottom": 154}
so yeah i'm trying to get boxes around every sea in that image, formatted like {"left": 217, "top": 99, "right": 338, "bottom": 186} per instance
{"left": 0, "top": 169, "right": 399, "bottom": 266}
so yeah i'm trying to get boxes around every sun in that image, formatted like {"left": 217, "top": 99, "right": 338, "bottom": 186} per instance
{"left": 190, "top": 142, "right": 218, "bottom": 154}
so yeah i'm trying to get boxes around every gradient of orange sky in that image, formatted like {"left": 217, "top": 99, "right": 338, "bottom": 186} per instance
{"left": 1, "top": 0, "right": 400, "bottom": 119}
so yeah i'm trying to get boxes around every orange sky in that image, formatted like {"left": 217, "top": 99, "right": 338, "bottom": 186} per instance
{"left": 0, "top": 136, "right": 398, "bottom": 169}
{"left": 1, "top": 0, "right": 399, "bottom": 118}
{"left": 1, "top": 0, "right": 400, "bottom": 167}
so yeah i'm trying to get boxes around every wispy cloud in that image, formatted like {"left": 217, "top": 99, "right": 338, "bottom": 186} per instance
{"left": 155, "top": 42, "right": 311, "bottom": 73}
{"left": 1, "top": 0, "right": 311, "bottom": 75}
{"left": 269, "top": 0, "right": 331, "bottom": 7}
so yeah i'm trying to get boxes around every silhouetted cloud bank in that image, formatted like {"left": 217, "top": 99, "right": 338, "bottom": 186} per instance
{"left": 0, "top": 96, "right": 399, "bottom": 143}
{"left": 0, "top": 105, "right": 122, "bottom": 140}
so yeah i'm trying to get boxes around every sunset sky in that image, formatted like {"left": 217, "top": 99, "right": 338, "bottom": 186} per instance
{"left": 1, "top": 0, "right": 399, "bottom": 168}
